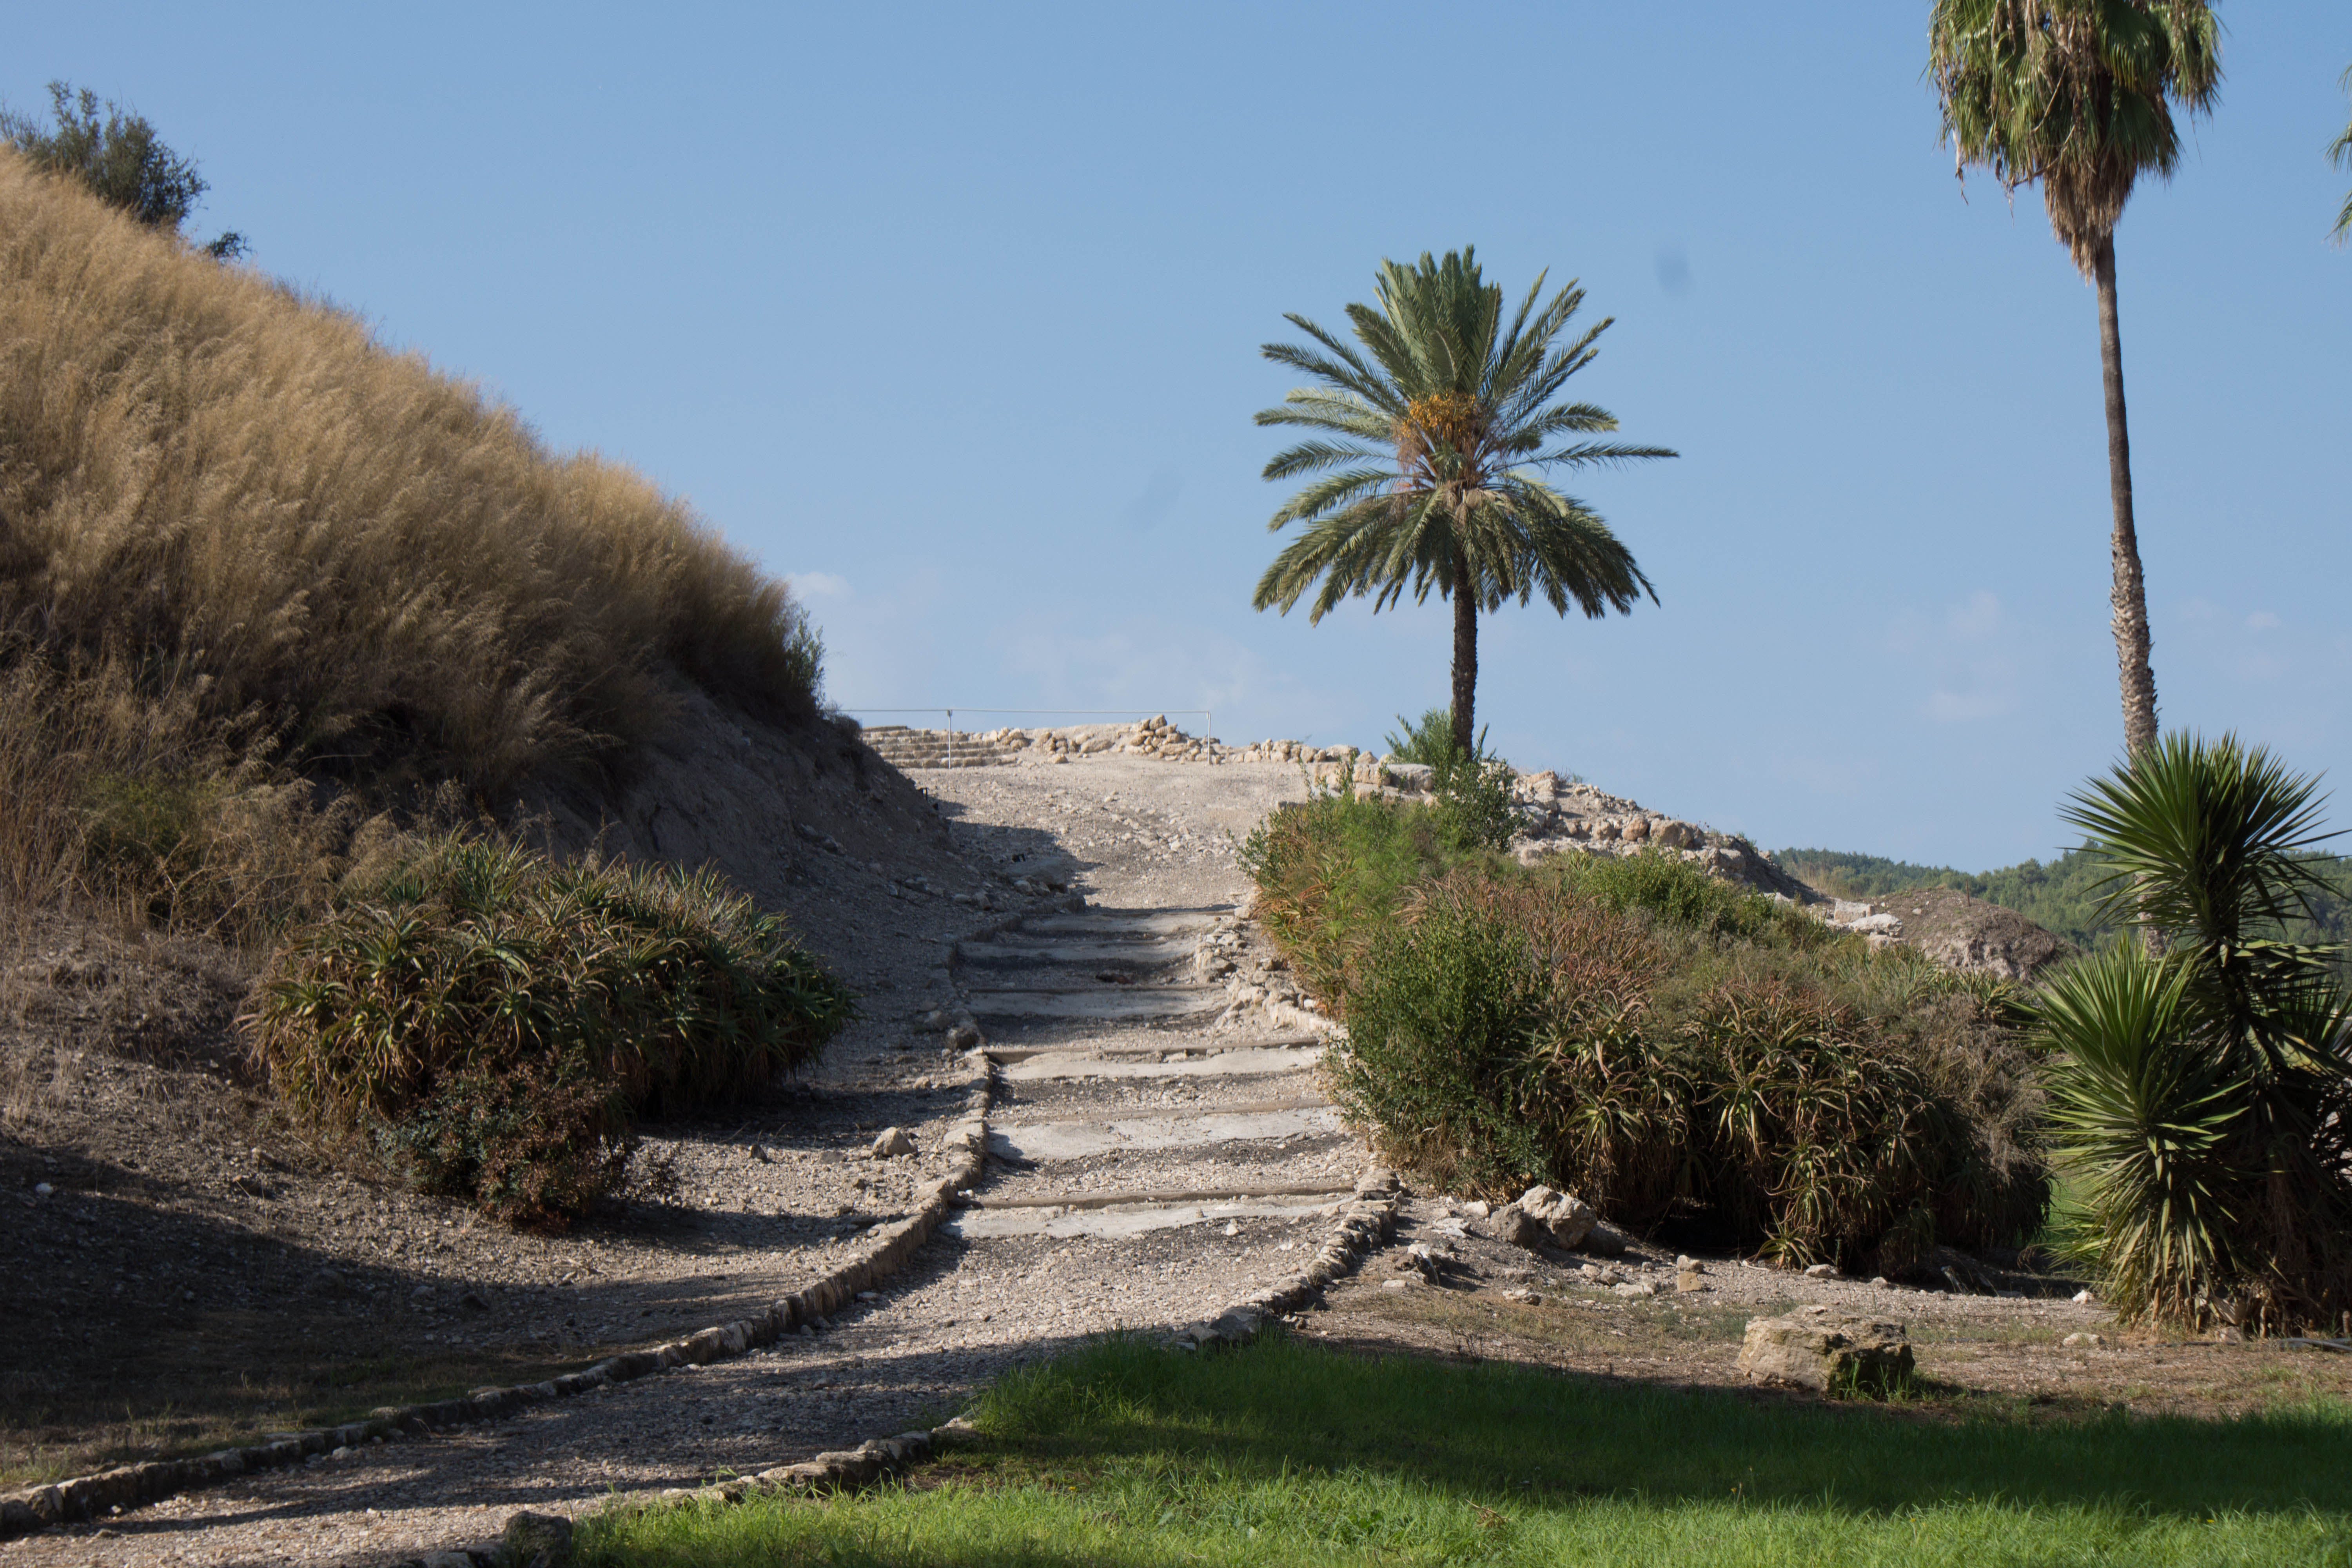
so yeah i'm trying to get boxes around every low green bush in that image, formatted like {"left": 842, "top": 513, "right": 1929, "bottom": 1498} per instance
{"left": 1239, "top": 786, "right": 1475, "bottom": 1008}
{"left": 248, "top": 832, "right": 853, "bottom": 1227}
{"left": 1332, "top": 869, "right": 2043, "bottom": 1268}
{"left": 1383, "top": 705, "right": 1489, "bottom": 766}
{"left": 1248, "top": 793, "right": 2045, "bottom": 1267}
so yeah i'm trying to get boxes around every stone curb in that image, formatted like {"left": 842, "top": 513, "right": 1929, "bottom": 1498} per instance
{"left": 1169, "top": 1165, "right": 1401, "bottom": 1350}
{"left": 0, "top": 1059, "right": 998, "bottom": 1545}
{"left": 417, "top": 1168, "right": 1406, "bottom": 1564}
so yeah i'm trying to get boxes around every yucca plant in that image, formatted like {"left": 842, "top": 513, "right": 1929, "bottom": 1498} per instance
{"left": 2040, "top": 734, "right": 2352, "bottom": 1330}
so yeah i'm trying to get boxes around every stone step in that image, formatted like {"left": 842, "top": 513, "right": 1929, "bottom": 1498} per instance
{"left": 861, "top": 726, "right": 1017, "bottom": 769}
{"left": 988, "top": 1105, "right": 1342, "bottom": 1162}
{"left": 944, "top": 1195, "right": 1342, "bottom": 1241}
{"left": 997, "top": 1045, "right": 1323, "bottom": 1082}
{"left": 967, "top": 986, "right": 1226, "bottom": 1023}
{"left": 982, "top": 1040, "right": 1318, "bottom": 1064}
{"left": 1017, "top": 911, "right": 1228, "bottom": 939}
{"left": 956, "top": 936, "right": 1197, "bottom": 968}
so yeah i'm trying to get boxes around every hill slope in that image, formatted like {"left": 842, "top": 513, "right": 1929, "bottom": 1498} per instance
{"left": 0, "top": 147, "right": 952, "bottom": 916}
{"left": 0, "top": 146, "right": 815, "bottom": 799}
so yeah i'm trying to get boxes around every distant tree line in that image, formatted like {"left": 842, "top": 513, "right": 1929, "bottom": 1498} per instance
{"left": 1777, "top": 842, "right": 2352, "bottom": 963}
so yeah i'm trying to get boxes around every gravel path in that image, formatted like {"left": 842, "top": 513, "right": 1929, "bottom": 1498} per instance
{"left": 10, "top": 759, "right": 1339, "bottom": 1566}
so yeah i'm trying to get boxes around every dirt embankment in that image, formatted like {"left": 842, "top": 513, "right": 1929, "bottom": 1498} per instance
{"left": 0, "top": 699, "right": 985, "bottom": 1490}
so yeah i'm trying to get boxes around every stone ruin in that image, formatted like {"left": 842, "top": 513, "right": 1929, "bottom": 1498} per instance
{"left": 853, "top": 718, "right": 2069, "bottom": 980}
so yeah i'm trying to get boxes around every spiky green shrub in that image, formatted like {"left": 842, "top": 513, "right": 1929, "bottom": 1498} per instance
{"left": 1384, "top": 706, "right": 1490, "bottom": 766}
{"left": 2038, "top": 734, "right": 2352, "bottom": 1332}
{"left": 1247, "top": 793, "right": 2045, "bottom": 1268}
{"left": 249, "top": 832, "right": 853, "bottom": 1226}
{"left": 1329, "top": 869, "right": 2043, "bottom": 1268}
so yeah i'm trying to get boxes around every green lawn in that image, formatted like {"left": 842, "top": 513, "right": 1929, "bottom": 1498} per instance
{"left": 579, "top": 1333, "right": 2352, "bottom": 1567}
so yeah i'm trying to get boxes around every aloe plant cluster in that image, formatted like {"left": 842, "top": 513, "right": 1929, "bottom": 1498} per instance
{"left": 248, "top": 832, "right": 854, "bottom": 1226}
{"left": 2038, "top": 734, "right": 2352, "bottom": 1333}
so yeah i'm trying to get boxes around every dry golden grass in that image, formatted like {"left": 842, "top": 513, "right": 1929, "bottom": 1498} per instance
{"left": 0, "top": 147, "right": 818, "bottom": 807}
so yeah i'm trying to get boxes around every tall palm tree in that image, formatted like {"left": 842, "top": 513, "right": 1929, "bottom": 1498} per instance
{"left": 1251, "top": 249, "right": 1673, "bottom": 760}
{"left": 1929, "top": 1, "right": 2220, "bottom": 757}
{"left": 2332, "top": 66, "right": 2352, "bottom": 245}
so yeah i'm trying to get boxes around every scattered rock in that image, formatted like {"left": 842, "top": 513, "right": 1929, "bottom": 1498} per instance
{"left": 1474, "top": 1203, "right": 1541, "bottom": 1249}
{"left": 304, "top": 1268, "right": 360, "bottom": 1299}
{"left": 945, "top": 1021, "right": 984, "bottom": 1052}
{"left": 1515, "top": 1185, "right": 1597, "bottom": 1249}
{"left": 501, "top": 1509, "right": 574, "bottom": 1568}
{"left": 870, "top": 1127, "right": 918, "bottom": 1160}
{"left": 1579, "top": 1223, "right": 1628, "bottom": 1257}
{"left": 1738, "top": 1306, "right": 1915, "bottom": 1394}
{"left": 2062, "top": 1332, "right": 2105, "bottom": 1348}
{"left": 1676, "top": 1267, "right": 1708, "bottom": 1294}
{"left": 2071, "top": 1288, "right": 2096, "bottom": 1305}
{"left": 1804, "top": 1262, "right": 1838, "bottom": 1279}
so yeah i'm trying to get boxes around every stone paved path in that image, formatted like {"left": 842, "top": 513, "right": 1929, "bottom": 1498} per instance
{"left": 11, "top": 763, "right": 1359, "bottom": 1566}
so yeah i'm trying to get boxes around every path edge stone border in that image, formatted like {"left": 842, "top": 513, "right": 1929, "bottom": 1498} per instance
{"left": 1169, "top": 1164, "right": 1401, "bottom": 1349}
{"left": 0, "top": 1058, "right": 998, "bottom": 1545}
{"left": 428, "top": 1163, "right": 1406, "bottom": 1566}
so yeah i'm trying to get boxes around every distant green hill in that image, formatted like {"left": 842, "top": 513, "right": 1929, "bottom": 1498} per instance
{"left": 1774, "top": 845, "right": 2352, "bottom": 958}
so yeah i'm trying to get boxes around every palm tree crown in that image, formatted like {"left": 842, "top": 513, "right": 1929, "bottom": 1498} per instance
{"left": 1251, "top": 248, "right": 1673, "bottom": 759}
{"left": 1929, "top": 0, "right": 2219, "bottom": 274}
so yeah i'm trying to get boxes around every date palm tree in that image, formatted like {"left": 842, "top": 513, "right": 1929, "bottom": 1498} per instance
{"left": 1929, "top": 1, "right": 2220, "bottom": 757}
{"left": 1251, "top": 248, "right": 1673, "bottom": 760}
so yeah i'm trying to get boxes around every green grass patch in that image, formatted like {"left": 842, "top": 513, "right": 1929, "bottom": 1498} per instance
{"left": 581, "top": 1334, "right": 2352, "bottom": 1567}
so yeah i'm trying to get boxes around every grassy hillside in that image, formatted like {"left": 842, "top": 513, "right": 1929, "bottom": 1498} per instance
{"left": 1777, "top": 844, "right": 2352, "bottom": 955}
{"left": 0, "top": 148, "right": 818, "bottom": 802}
{"left": 0, "top": 148, "right": 823, "bottom": 933}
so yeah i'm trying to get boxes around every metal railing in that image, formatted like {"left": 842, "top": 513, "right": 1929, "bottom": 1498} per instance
{"left": 840, "top": 708, "right": 1213, "bottom": 767}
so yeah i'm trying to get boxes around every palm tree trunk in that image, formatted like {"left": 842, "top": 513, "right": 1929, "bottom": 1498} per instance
{"left": 2094, "top": 232, "right": 2158, "bottom": 757}
{"left": 1450, "top": 548, "right": 1478, "bottom": 760}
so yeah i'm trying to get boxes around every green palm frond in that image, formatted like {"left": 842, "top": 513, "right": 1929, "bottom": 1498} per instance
{"left": 2062, "top": 732, "right": 2338, "bottom": 951}
{"left": 2332, "top": 65, "right": 2352, "bottom": 245}
{"left": 1930, "top": 0, "right": 2220, "bottom": 272}
{"left": 1251, "top": 250, "right": 1670, "bottom": 621}
{"left": 2036, "top": 944, "right": 2245, "bottom": 1321}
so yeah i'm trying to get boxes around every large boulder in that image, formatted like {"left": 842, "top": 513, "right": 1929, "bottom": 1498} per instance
{"left": 1738, "top": 1306, "right": 1914, "bottom": 1394}
{"left": 1515, "top": 1185, "right": 1597, "bottom": 1248}
{"left": 1892, "top": 886, "right": 2074, "bottom": 980}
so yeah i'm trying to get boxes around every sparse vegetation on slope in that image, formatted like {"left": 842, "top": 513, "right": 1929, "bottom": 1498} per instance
{"left": 0, "top": 147, "right": 822, "bottom": 822}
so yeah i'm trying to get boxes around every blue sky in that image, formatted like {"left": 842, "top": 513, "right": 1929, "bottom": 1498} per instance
{"left": 13, "top": 3, "right": 2351, "bottom": 869}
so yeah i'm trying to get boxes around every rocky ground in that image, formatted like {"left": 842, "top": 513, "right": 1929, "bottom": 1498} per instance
{"left": 5, "top": 743, "right": 2338, "bottom": 1566}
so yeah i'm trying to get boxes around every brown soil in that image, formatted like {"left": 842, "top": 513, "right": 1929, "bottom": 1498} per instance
{"left": 0, "top": 702, "right": 993, "bottom": 1488}
{"left": 1304, "top": 1196, "right": 2352, "bottom": 1423}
